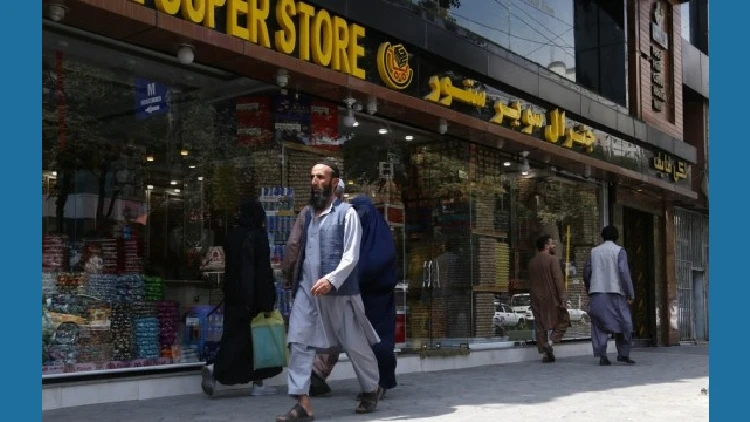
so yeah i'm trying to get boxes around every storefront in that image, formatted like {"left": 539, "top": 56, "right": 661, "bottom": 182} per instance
{"left": 42, "top": 0, "right": 697, "bottom": 380}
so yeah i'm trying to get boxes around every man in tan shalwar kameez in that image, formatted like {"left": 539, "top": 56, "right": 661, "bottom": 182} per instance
{"left": 528, "top": 235, "right": 570, "bottom": 362}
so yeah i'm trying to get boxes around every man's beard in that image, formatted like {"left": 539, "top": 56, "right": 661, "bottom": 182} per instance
{"left": 309, "top": 183, "right": 333, "bottom": 210}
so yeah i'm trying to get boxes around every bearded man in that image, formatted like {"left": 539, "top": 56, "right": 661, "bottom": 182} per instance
{"left": 276, "top": 162, "right": 381, "bottom": 422}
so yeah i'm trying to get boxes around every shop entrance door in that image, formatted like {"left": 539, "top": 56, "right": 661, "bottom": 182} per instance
{"left": 402, "top": 140, "right": 472, "bottom": 351}
{"left": 622, "top": 207, "right": 656, "bottom": 346}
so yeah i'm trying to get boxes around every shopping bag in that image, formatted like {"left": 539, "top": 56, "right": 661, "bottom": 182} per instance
{"left": 251, "top": 311, "right": 288, "bottom": 369}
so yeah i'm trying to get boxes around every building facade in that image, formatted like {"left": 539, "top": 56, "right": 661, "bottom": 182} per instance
{"left": 42, "top": 0, "right": 704, "bottom": 388}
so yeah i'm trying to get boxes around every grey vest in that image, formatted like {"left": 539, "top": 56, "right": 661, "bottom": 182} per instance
{"left": 297, "top": 200, "right": 360, "bottom": 296}
{"left": 589, "top": 241, "right": 624, "bottom": 295}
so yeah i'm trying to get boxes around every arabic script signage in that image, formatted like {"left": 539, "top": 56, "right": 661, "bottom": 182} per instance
{"left": 652, "top": 152, "right": 688, "bottom": 181}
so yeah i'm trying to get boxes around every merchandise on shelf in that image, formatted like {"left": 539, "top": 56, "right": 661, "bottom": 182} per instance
{"left": 134, "top": 317, "right": 160, "bottom": 360}
{"left": 42, "top": 234, "right": 69, "bottom": 273}
{"left": 496, "top": 243, "right": 510, "bottom": 290}
{"left": 144, "top": 276, "right": 165, "bottom": 302}
{"left": 156, "top": 300, "right": 180, "bottom": 358}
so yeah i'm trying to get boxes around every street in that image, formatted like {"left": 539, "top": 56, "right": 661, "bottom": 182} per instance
{"left": 43, "top": 345, "right": 708, "bottom": 422}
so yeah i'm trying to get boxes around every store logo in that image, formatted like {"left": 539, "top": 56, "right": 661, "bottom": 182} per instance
{"left": 377, "top": 42, "right": 413, "bottom": 91}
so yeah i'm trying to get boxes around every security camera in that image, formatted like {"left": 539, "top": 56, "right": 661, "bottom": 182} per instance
{"left": 439, "top": 118, "right": 448, "bottom": 135}
{"left": 48, "top": 2, "right": 68, "bottom": 22}
{"left": 176, "top": 44, "right": 195, "bottom": 65}
{"left": 366, "top": 95, "right": 377, "bottom": 115}
{"left": 276, "top": 69, "right": 289, "bottom": 88}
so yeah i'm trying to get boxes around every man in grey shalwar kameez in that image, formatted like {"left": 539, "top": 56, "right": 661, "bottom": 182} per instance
{"left": 584, "top": 225, "right": 637, "bottom": 366}
{"left": 276, "top": 162, "right": 381, "bottom": 422}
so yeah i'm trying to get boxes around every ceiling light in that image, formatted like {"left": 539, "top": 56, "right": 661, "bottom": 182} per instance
{"left": 521, "top": 171, "right": 530, "bottom": 176}
{"left": 405, "top": 135, "right": 414, "bottom": 141}
{"left": 353, "top": 121, "right": 359, "bottom": 127}
{"left": 146, "top": 155, "right": 154, "bottom": 162}
{"left": 189, "top": 165, "right": 196, "bottom": 169}
{"left": 378, "top": 128, "right": 388, "bottom": 135}
{"left": 198, "top": 176, "right": 204, "bottom": 181}
{"left": 146, "top": 185, "right": 154, "bottom": 190}
{"left": 180, "top": 149, "right": 189, "bottom": 156}
{"left": 171, "top": 180, "right": 178, "bottom": 185}
{"left": 51, "top": 171, "right": 57, "bottom": 176}
{"left": 503, "top": 161, "right": 511, "bottom": 167}
{"left": 174, "top": 189, "right": 181, "bottom": 193}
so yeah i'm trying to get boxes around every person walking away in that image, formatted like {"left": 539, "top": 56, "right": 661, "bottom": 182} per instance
{"left": 276, "top": 162, "right": 381, "bottom": 422}
{"left": 527, "top": 235, "right": 569, "bottom": 363}
{"left": 584, "top": 225, "right": 636, "bottom": 366}
{"left": 201, "top": 199, "right": 281, "bottom": 396}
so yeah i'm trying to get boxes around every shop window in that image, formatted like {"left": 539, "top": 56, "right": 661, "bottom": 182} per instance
{"left": 42, "top": 29, "right": 603, "bottom": 378}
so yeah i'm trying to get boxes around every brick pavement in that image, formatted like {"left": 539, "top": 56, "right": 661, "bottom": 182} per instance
{"left": 42, "top": 346, "right": 708, "bottom": 422}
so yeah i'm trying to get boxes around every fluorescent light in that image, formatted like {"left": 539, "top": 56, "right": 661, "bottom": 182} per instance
{"left": 171, "top": 180, "right": 178, "bottom": 185}
{"left": 174, "top": 189, "right": 181, "bottom": 193}
{"left": 405, "top": 135, "right": 414, "bottom": 141}
{"left": 198, "top": 176, "right": 204, "bottom": 181}
{"left": 503, "top": 161, "right": 511, "bottom": 167}
{"left": 378, "top": 128, "right": 387, "bottom": 135}
{"left": 146, "top": 155, "right": 154, "bottom": 162}
{"left": 353, "top": 121, "right": 359, "bottom": 127}
{"left": 180, "top": 149, "right": 189, "bottom": 156}
{"left": 146, "top": 185, "right": 154, "bottom": 190}
{"left": 189, "top": 165, "right": 196, "bottom": 169}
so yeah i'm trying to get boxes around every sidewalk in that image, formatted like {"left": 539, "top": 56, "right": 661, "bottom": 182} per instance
{"left": 42, "top": 346, "right": 708, "bottom": 422}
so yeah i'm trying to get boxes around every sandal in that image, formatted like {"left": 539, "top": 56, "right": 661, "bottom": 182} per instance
{"left": 355, "top": 389, "right": 381, "bottom": 414}
{"left": 275, "top": 404, "right": 315, "bottom": 422}
{"left": 356, "top": 388, "right": 386, "bottom": 401}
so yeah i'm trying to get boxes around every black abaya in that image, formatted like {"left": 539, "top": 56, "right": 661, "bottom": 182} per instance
{"left": 212, "top": 200, "right": 282, "bottom": 385}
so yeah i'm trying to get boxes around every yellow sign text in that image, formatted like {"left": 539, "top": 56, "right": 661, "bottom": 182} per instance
{"left": 134, "top": 0, "right": 366, "bottom": 80}
{"left": 543, "top": 109, "right": 594, "bottom": 152}
{"left": 424, "top": 76, "right": 487, "bottom": 109}
{"left": 653, "top": 152, "right": 689, "bottom": 181}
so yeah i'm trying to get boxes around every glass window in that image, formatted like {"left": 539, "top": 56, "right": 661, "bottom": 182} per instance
{"left": 43, "top": 27, "right": 604, "bottom": 378}
{"left": 573, "top": 0, "right": 627, "bottom": 107}
{"left": 681, "top": 2, "right": 692, "bottom": 43}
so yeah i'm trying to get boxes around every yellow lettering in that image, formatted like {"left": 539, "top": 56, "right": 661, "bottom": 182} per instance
{"left": 181, "top": 0, "right": 206, "bottom": 23}
{"left": 348, "top": 23, "right": 366, "bottom": 79}
{"left": 332, "top": 17, "right": 351, "bottom": 74}
{"left": 249, "top": 0, "right": 271, "bottom": 48}
{"left": 491, "top": 101, "right": 521, "bottom": 127}
{"left": 544, "top": 109, "right": 566, "bottom": 143}
{"left": 203, "top": 0, "right": 226, "bottom": 29}
{"left": 130, "top": 0, "right": 145, "bottom": 4}
{"left": 674, "top": 161, "right": 688, "bottom": 180}
{"left": 521, "top": 107, "right": 544, "bottom": 134}
{"left": 438, "top": 77, "right": 454, "bottom": 106}
{"left": 425, "top": 76, "right": 442, "bottom": 103}
{"left": 274, "top": 0, "right": 296, "bottom": 54}
{"left": 311, "top": 10, "right": 333, "bottom": 67}
{"left": 227, "top": 0, "right": 250, "bottom": 40}
{"left": 297, "top": 2, "right": 315, "bottom": 61}
{"left": 563, "top": 125, "right": 595, "bottom": 152}
{"left": 155, "top": 0, "right": 181, "bottom": 15}
{"left": 653, "top": 153, "right": 665, "bottom": 171}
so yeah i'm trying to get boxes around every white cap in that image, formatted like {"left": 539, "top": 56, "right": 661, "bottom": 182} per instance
{"left": 337, "top": 179, "right": 345, "bottom": 192}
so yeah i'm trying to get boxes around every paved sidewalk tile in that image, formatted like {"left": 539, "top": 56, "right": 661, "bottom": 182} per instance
{"left": 43, "top": 346, "right": 709, "bottom": 422}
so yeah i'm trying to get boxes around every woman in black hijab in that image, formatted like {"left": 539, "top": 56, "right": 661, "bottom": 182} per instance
{"left": 201, "top": 199, "right": 281, "bottom": 395}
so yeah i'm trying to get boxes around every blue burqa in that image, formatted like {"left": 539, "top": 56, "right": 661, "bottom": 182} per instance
{"left": 351, "top": 196, "right": 398, "bottom": 390}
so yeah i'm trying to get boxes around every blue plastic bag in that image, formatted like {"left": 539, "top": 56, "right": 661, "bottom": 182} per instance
{"left": 251, "top": 311, "right": 288, "bottom": 369}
